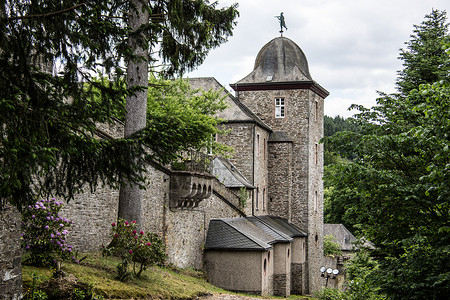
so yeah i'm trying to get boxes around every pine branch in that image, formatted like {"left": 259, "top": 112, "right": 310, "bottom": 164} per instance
{"left": 1, "top": 3, "right": 86, "bottom": 21}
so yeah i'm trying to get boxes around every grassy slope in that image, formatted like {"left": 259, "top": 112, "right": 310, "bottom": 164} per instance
{"left": 22, "top": 253, "right": 312, "bottom": 299}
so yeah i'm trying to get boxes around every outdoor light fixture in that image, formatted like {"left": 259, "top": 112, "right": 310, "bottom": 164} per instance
{"left": 320, "top": 266, "right": 339, "bottom": 287}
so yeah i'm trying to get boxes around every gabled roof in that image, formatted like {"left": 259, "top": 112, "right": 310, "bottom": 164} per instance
{"left": 205, "top": 218, "right": 273, "bottom": 251}
{"left": 205, "top": 216, "right": 307, "bottom": 251}
{"left": 247, "top": 216, "right": 292, "bottom": 243}
{"left": 324, "top": 224, "right": 357, "bottom": 251}
{"left": 257, "top": 216, "right": 307, "bottom": 238}
{"left": 324, "top": 224, "right": 375, "bottom": 251}
{"left": 212, "top": 157, "right": 255, "bottom": 189}
{"left": 187, "top": 77, "right": 272, "bottom": 132}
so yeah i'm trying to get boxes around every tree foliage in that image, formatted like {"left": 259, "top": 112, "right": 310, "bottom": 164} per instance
{"left": 323, "top": 115, "right": 360, "bottom": 166}
{"left": 141, "top": 76, "right": 231, "bottom": 164}
{"left": 397, "top": 9, "right": 450, "bottom": 94}
{"left": 324, "top": 10, "right": 450, "bottom": 299}
{"left": 0, "top": 1, "right": 238, "bottom": 209}
{"left": 323, "top": 234, "right": 342, "bottom": 257}
{"left": 324, "top": 115, "right": 360, "bottom": 138}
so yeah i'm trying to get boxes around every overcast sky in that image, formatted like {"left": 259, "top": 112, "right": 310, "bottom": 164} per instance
{"left": 186, "top": 0, "right": 450, "bottom": 118}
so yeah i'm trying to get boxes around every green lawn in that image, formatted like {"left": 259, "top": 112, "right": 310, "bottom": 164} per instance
{"left": 22, "top": 253, "right": 314, "bottom": 299}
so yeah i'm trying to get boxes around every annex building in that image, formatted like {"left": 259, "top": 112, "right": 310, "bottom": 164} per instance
{"left": 61, "top": 36, "right": 329, "bottom": 296}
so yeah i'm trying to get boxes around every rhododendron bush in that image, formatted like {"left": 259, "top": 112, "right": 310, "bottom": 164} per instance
{"left": 21, "top": 198, "right": 78, "bottom": 266}
{"left": 102, "top": 218, "right": 165, "bottom": 281}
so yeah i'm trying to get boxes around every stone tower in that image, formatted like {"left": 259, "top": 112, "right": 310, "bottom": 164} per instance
{"left": 231, "top": 37, "right": 328, "bottom": 293}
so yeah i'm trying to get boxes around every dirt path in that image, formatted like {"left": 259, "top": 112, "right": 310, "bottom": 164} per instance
{"left": 199, "top": 294, "right": 267, "bottom": 300}
{"left": 198, "top": 293, "right": 310, "bottom": 300}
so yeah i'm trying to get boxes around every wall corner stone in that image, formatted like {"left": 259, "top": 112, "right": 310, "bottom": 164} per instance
{"left": 0, "top": 204, "right": 23, "bottom": 300}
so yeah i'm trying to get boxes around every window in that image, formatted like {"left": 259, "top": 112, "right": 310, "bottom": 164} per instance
{"left": 315, "top": 143, "right": 318, "bottom": 165}
{"left": 275, "top": 97, "right": 285, "bottom": 118}
{"left": 314, "top": 191, "right": 318, "bottom": 212}
{"left": 262, "top": 188, "right": 266, "bottom": 211}
{"left": 255, "top": 187, "right": 259, "bottom": 210}
{"left": 263, "top": 138, "right": 266, "bottom": 159}
{"left": 315, "top": 100, "right": 319, "bottom": 121}
{"left": 256, "top": 134, "right": 260, "bottom": 156}
{"left": 207, "top": 134, "right": 217, "bottom": 155}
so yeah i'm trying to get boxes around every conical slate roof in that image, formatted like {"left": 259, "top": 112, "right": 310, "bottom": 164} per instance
{"left": 236, "top": 37, "right": 312, "bottom": 84}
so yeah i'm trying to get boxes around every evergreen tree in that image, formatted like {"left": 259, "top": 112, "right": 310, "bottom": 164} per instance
{"left": 397, "top": 9, "right": 450, "bottom": 94}
{"left": 324, "top": 115, "right": 360, "bottom": 137}
{"left": 0, "top": 1, "right": 238, "bottom": 210}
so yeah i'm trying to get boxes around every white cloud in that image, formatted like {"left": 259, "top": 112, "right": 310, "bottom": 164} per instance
{"left": 188, "top": 0, "right": 450, "bottom": 118}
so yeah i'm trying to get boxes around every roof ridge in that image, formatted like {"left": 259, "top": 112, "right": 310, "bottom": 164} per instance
{"left": 221, "top": 219, "right": 272, "bottom": 249}
{"left": 252, "top": 216, "right": 292, "bottom": 242}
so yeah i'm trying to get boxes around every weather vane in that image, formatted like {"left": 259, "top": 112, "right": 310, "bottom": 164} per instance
{"left": 275, "top": 12, "right": 288, "bottom": 36}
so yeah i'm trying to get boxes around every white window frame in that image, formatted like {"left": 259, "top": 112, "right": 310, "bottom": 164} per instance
{"left": 207, "top": 133, "right": 217, "bottom": 155}
{"left": 275, "top": 97, "right": 285, "bottom": 118}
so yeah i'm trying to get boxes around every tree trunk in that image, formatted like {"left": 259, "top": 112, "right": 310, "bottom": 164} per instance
{"left": 118, "top": 0, "right": 149, "bottom": 225}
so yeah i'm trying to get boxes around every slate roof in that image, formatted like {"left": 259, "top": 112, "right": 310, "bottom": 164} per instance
{"left": 238, "top": 37, "right": 312, "bottom": 83}
{"left": 186, "top": 77, "right": 272, "bottom": 132}
{"left": 205, "top": 218, "right": 273, "bottom": 251}
{"left": 324, "top": 224, "right": 357, "bottom": 251}
{"left": 247, "top": 216, "right": 292, "bottom": 243}
{"left": 205, "top": 216, "right": 307, "bottom": 251}
{"left": 230, "top": 37, "right": 329, "bottom": 99}
{"left": 257, "top": 216, "right": 307, "bottom": 238}
{"left": 212, "top": 157, "right": 255, "bottom": 189}
{"left": 324, "top": 224, "right": 375, "bottom": 251}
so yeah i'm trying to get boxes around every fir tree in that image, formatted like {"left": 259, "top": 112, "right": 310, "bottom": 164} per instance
{"left": 0, "top": 1, "right": 238, "bottom": 210}
{"left": 397, "top": 9, "right": 450, "bottom": 94}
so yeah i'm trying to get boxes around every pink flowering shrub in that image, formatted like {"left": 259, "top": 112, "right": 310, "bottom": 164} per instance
{"left": 102, "top": 218, "right": 165, "bottom": 281}
{"left": 21, "top": 198, "right": 78, "bottom": 266}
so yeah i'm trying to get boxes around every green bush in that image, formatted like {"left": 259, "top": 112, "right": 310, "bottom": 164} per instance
{"left": 102, "top": 218, "right": 166, "bottom": 281}
{"left": 21, "top": 198, "right": 77, "bottom": 266}
{"left": 315, "top": 287, "right": 348, "bottom": 300}
{"left": 324, "top": 234, "right": 342, "bottom": 257}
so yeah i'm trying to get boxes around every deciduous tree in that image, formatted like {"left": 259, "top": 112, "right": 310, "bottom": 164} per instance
{"left": 324, "top": 10, "right": 450, "bottom": 299}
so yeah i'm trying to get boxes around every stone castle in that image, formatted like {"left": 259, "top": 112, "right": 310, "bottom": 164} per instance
{"left": 8, "top": 36, "right": 327, "bottom": 297}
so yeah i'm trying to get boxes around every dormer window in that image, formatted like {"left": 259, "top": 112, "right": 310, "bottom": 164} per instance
{"left": 275, "top": 97, "right": 285, "bottom": 118}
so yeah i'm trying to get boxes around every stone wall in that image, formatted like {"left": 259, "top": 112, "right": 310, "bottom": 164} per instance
{"left": 305, "top": 91, "right": 325, "bottom": 293}
{"left": 0, "top": 204, "right": 22, "bottom": 300}
{"left": 141, "top": 165, "right": 170, "bottom": 237}
{"left": 273, "top": 274, "right": 290, "bottom": 297}
{"left": 253, "top": 126, "right": 270, "bottom": 215}
{"left": 291, "top": 262, "right": 304, "bottom": 295}
{"left": 165, "top": 189, "right": 241, "bottom": 269}
{"left": 238, "top": 89, "right": 311, "bottom": 230}
{"left": 238, "top": 87, "right": 325, "bottom": 294}
{"left": 61, "top": 161, "right": 243, "bottom": 270}
{"left": 217, "top": 123, "right": 254, "bottom": 184}
{"left": 61, "top": 186, "right": 119, "bottom": 252}
{"left": 268, "top": 142, "right": 292, "bottom": 221}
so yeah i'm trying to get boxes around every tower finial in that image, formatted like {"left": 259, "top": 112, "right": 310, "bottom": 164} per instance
{"left": 275, "top": 12, "right": 288, "bottom": 36}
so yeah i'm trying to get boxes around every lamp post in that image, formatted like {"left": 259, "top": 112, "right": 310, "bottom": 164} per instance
{"left": 320, "top": 266, "right": 339, "bottom": 287}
